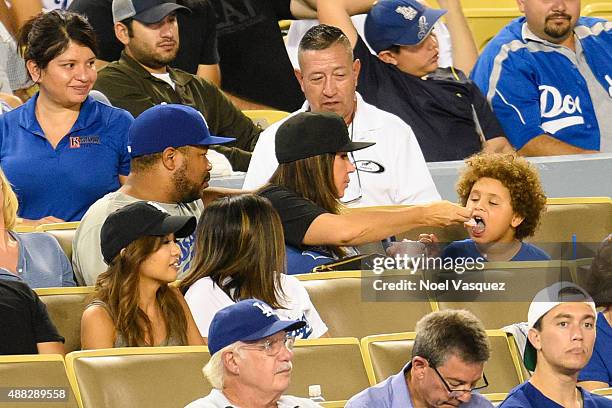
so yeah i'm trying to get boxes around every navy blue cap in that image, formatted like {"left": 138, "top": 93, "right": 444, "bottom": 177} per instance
{"left": 208, "top": 299, "right": 306, "bottom": 355}
{"left": 127, "top": 104, "right": 235, "bottom": 158}
{"left": 364, "top": 0, "right": 447, "bottom": 53}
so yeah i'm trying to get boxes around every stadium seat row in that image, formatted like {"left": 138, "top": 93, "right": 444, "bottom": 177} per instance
{"left": 37, "top": 261, "right": 594, "bottom": 354}
{"left": 0, "top": 331, "right": 526, "bottom": 408}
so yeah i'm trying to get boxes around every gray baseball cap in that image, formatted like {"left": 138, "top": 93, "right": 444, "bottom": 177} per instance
{"left": 112, "top": 0, "right": 190, "bottom": 24}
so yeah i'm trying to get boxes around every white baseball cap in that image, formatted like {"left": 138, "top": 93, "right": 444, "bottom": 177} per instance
{"left": 524, "top": 281, "right": 597, "bottom": 371}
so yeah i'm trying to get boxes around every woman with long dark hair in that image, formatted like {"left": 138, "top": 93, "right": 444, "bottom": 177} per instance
{"left": 181, "top": 194, "right": 328, "bottom": 340}
{"left": 81, "top": 201, "right": 203, "bottom": 348}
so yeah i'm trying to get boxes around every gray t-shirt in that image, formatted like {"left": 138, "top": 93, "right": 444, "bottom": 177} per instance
{"left": 72, "top": 191, "right": 203, "bottom": 285}
{"left": 185, "top": 389, "right": 321, "bottom": 408}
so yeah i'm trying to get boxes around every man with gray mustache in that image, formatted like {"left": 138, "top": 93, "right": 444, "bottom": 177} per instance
{"left": 471, "top": 0, "right": 612, "bottom": 156}
{"left": 185, "top": 299, "right": 322, "bottom": 408}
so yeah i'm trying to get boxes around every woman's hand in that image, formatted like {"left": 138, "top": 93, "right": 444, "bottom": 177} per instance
{"left": 422, "top": 201, "right": 472, "bottom": 227}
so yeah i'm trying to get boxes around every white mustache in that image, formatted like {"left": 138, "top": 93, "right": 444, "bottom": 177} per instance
{"left": 275, "top": 362, "right": 292, "bottom": 374}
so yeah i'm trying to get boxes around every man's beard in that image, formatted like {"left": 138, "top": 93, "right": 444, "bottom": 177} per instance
{"left": 129, "top": 43, "right": 178, "bottom": 70}
{"left": 172, "top": 164, "right": 208, "bottom": 203}
{"left": 543, "top": 13, "right": 573, "bottom": 39}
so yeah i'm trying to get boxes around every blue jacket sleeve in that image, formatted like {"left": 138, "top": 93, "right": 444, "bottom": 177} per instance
{"left": 476, "top": 50, "right": 546, "bottom": 149}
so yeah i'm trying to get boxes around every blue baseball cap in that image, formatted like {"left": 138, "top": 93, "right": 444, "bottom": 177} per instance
{"left": 364, "top": 0, "right": 447, "bottom": 53}
{"left": 127, "top": 104, "right": 235, "bottom": 158}
{"left": 208, "top": 299, "right": 306, "bottom": 355}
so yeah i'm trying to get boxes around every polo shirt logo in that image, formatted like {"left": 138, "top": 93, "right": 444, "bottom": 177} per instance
{"left": 539, "top": 85, "right": 584, "bottom": 134}
{"left": 69, "top": 136, "right": 101, "bottom": 148}
{"left": 396, "top": 6, "right": 417, "bottom": 20}
{"left": 355, "top": 160, "right": 385, "bottom": 173}
{"left": 417, "top": 16, "right": 429, "bottom": 40}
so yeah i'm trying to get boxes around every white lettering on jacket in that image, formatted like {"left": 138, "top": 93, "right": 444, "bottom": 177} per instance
{"left": 605, "top": 75, "right": 612, "bottom": 98}
{"left": 539, "top": 85, "right": 584, "bottom": 134}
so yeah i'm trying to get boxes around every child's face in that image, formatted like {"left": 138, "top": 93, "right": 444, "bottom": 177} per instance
{"left": 465, "top": 177, "right": 524, "bottom": 244}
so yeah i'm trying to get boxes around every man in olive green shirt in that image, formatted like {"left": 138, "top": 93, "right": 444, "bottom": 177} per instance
{"left": 93, "top": 0, "right": 260, "bottom": 171}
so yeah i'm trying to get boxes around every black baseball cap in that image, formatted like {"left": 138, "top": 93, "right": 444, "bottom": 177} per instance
{"left": 100, "top": 201, "right": 196, "bottom": 264}
{"left": 112, "top": 0, "right": 190, "bottom": 24}
{"left": 275, "top": 112, "right": 375, "bottom": 164}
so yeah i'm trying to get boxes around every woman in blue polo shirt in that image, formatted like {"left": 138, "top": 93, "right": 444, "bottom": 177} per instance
{"left": 0, "top": 10, "right": 132, "bottom": 223}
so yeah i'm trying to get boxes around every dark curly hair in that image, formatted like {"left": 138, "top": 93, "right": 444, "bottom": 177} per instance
{"left": 456, "top": 152, "right": 547, "bottom": 240}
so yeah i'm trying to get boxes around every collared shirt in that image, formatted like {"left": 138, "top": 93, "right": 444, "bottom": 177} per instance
{"left": 0, "top": 231, "right": 74, "bottom": 288}
{"left": 94, "top": 51, "right": 260, "bottom": 171}
{"left": 184, "top": 389, "right": 322, "bottom": 408}
{"left": 471, "top": 17, "right": 612, "bottom": 151}
{"left": 243, "top": 93, "right": 440, "bottom": 206}
{"left": 346, "top": 363, "right": 493, "bottom": 408}
{"left": 0, "top": 93, "right": 132, "bottom": 221}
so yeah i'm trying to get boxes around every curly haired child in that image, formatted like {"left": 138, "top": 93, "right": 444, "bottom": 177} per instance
{"left": 425, "top": 152, "right": 549, "bottom": 261}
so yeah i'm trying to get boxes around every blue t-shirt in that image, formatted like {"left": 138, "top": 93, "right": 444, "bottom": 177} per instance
{"left": 285, "top": 245, "right": 334, "bottom": 275}
{"left": 442, "top": 239, "right": 551, "bottom": 261}
{"left": 0, "top": 232, "right": 74, "bottom": 288}
{"left": 0, "top": 93, "right": 132, "bottom": 221}
{"left": 579, "top": 312, "right": 612, "bottom": 385}
{"left": 500, "top": 381, "right": 612, "bottom": 407}
{"left": 471, "top": 17, "right": 612, "bottom": 150}
{"left": 346, "top": 363, "right": 493, "bottom": 408}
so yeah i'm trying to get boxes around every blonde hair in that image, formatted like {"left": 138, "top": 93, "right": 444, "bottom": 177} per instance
{"left": 0, "top": 168, "right": 20, "bottom": 230}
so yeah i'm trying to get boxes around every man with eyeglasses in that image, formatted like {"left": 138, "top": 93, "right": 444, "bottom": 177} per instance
{"left": 500, "top": 282, "right": 611, "bottom": 408}
{"left": 185, "top": 299, "right": 322, "bottom": 408}
{"left": 346, "top": 310, "right": 493, "bottom": 407}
